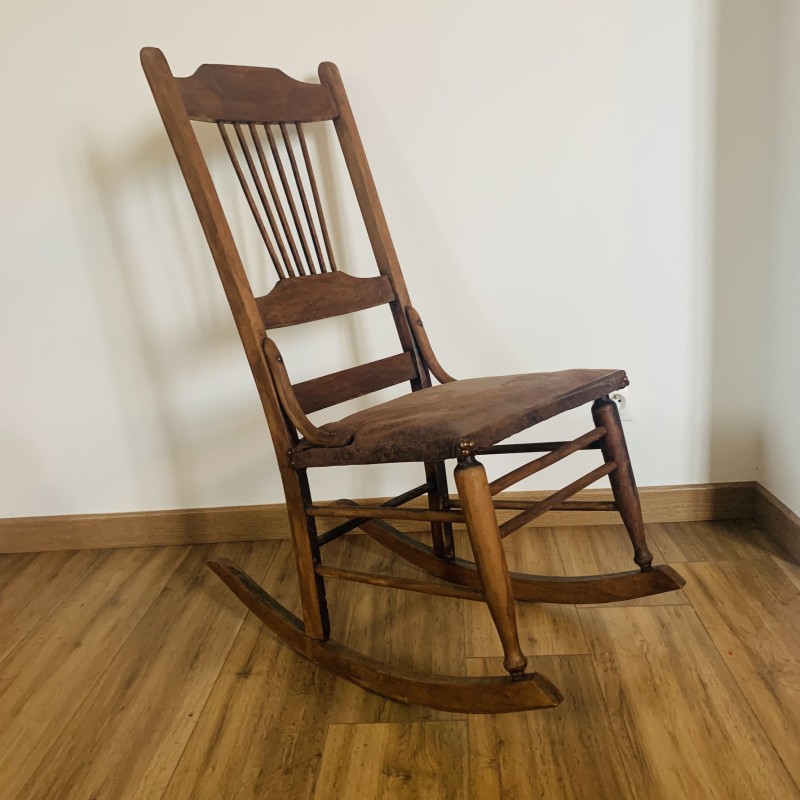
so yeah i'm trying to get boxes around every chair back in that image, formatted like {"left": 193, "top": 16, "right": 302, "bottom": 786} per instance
{"left": 140, "top": 49, "right": 429, "bottom": 449}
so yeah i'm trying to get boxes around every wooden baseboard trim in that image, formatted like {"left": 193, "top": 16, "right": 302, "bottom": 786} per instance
{"left": 753, "top": 483, "right": 800, "bottom": 563}
{"left": 0, "top": 482, "right": 755, "bottom": 555}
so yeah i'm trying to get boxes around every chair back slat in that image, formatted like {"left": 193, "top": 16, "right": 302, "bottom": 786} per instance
{"left": 177, "top": 64, "right": 338, "bottom": 123}
{"left": 293, "top": 353, "right": 417, "bottom": 414}
{"left": 217, "top": 120, "right": 342, "bottom": 279}
{"left": 217, "top": 121, "right": 288, "bottom": 278}
{"left": 264, "top": 124, "right": 316, "bottom": 275}
{"left": 255, "top": 271, "right": 395, "bottom": 329}
{"left": 296, "top": 123, "right": 337, "bottom": 272}
{"left": 245, "top": 123, "right": 305, "bottom": 276}
{"left": 234, "top": 123, "right": 298, "bottom": 276}
{"left": 281, "top": 122, "right": 328, "bottom": 273}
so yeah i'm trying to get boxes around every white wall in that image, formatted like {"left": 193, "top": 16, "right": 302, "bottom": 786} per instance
{"left": 707, "top": 0, "right": 776, "bottom": 484}
{"left": 0, "top": 1, "right": 735, "bottom": 517}
{"left": 760, "top": 0, "right": 800, "bottom": 514}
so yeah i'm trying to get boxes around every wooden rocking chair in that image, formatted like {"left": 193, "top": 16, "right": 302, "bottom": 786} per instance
{"left": 141, "top": 48, "right": 685, "bottom": 714}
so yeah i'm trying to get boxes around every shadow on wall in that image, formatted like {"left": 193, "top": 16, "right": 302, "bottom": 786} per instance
{"left": 707, "top": 0, "right": 777, "bottom": 484}
{"left": 74, "top": 84, "right": 483, "bottom": 508}
{"left": 78, "top": 130, "right": 269, "bottom": 508}
{"left": 0, "top": 431, "right": 69, "bottom": 516}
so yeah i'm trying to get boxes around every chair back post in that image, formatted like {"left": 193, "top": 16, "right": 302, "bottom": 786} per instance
{"left": 140, "top": 47, "right": 330, "bottom": 640}
{"left": 319, "top": 61, "right": 453, "bottom": 555}
{"left": 318, "top": 62, "right": 430, "bottom": 391}
{"left": 140, "top": 49, "right": 286, "bottom": 444}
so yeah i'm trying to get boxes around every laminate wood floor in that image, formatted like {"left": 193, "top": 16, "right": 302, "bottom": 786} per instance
{"left": 1, "top": 520, "right": 798, "bottom": 799}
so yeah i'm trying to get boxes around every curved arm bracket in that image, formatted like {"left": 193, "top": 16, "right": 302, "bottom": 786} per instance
{"left": 262, "top": 337, "right": 352, "bottom": 448}
{"left": 406, "top": 306, "right": 456, "bottom": 384}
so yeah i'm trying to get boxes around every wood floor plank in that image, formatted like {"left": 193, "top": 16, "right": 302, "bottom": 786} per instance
{"left": 312, "top": 721, "right": 468, "bottom": 800}
{"left": 646, "top": 519, "right": 781, "bottom": 564}
{"left": 162, "top": 611, "right": 342, "bottom": 800}
{"left": 14, "top": 540, "right": 276, "bottom": 800}
{"left": 163, "top": 541, "right": 463, "bottom": 800}
{"left": 467, "top": 655, "right": 648, "bottom": 799}
{"left": 0, "top": 545, "right": 188, "bottom": 800}
{"left": 0, "top": 549, "right": 104, "bottom": 662}
{"left": 0, "top": 551, "right": 37, "bottom": 584}
{"left": 466, "top": 600, "right": 587, "bottom": 658}
{"left": 553, "top": 523, "right": 688, "bottom": 606}
{"left": 461, "top": 529, "right": 588, "bottom": 657}
{"left": 3, "top": 519, "right": 799, "bottom": 799}
{"left": 770, "top": 548, "right": 800, "bottom": 592}
{"left": 162, "top": 616, "right": 449, "bottom": 800}
{"left": 680, "top": 559, "right": 800, "bottom": 787}
{"left": 324, "top": 536, "right": 468, "bottom": 677}
{"left": 580, "top": 605, "right": 799, "bottom": 799}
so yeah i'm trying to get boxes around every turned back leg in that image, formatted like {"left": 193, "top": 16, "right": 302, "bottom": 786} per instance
{"left": 592, "top": 395, "right": 654, "bottom": 571}
{"left": 285, "top": 468, "right": 330, "bottom": 640}
{"left": 426, "top": 460, "right": 455, "bottom": 559}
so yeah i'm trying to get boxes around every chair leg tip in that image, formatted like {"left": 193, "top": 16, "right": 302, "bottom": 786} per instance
{"left": 505, "top": 656, "right": 529, "bottom": 678}
{"left": 532, "top": 673, "right": 565, "bottom": 707}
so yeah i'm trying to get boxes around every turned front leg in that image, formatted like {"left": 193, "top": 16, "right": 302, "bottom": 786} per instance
{"left": 592, "top": 395, "right": 654, "bottom": 571}
{"left": 455, "top": 453, "right": 527, "bottom": 677}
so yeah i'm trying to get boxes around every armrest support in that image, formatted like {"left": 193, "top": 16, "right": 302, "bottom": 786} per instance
{"left": 406, "top": 306, "right": 456, "bottom": 384}
{"left": 262, "top": 338, "right": 353, "bottom": 448}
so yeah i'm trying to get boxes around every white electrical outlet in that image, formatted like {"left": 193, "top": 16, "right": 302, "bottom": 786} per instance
{"left": 609, "top": 387, "right": 635, "bottom": 421}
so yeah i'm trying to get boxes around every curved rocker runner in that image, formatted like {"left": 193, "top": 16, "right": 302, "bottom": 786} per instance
{"left": 347, "top": 512, "right": 685, "bottom": 605}
{"left": 209, "top": 559, "right": 563, "bottom": 714}
{"left": 141, "top": 48, "right": 686, "bottom": 714}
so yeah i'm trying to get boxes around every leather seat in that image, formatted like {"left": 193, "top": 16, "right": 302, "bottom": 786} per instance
{"left": 292, "top": 369, "right": 627, "bottom": 467}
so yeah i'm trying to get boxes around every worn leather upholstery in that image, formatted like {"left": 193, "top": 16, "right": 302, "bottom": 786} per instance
{"left": 291, "top": 369, "right": 627, "bottom": 467}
